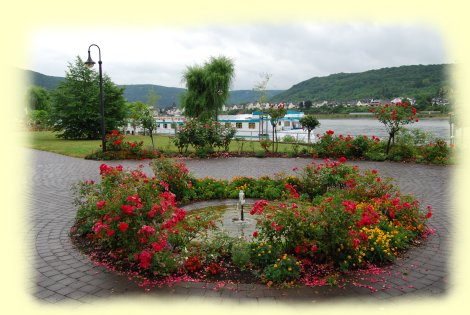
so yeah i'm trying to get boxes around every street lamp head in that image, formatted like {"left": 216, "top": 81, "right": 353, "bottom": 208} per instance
{"left": 84, "top": 51, "right": 95, "bottom": 68}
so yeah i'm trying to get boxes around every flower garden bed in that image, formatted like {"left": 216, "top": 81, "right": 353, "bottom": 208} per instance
{"left": 71, "top": 156, "right": 433, "bottom": 290}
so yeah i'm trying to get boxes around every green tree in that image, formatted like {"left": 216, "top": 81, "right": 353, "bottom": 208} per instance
{"left": 140, "top": 108, "right": 158, "bottom": 149}
{"left": 27, "top": 110, "right": 50, "bottom": 130}
{"left": 371, "top": 100, "right": 418, "bottom": 155}
{"left": 299, "top": 115, "right": 320, "bottom": 144}
{"left": 181, "top": 56, "right": 234, "bottom": 121}
{"left": 267, "top": 104, "right": 287, "bottom": 153}
{"left": 51, "top": 56, "right": 127, "bottom": 139}
{"left": 26, "top": 86, "right": 51, "bottom": 112}
{"left": 26, "top": 86, "right": 52, "bottom": 130}
{"left": 127, "top": 101, "right": 150, "bottom": 135}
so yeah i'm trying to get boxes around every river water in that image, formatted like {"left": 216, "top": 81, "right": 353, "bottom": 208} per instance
{"left": 280, "top": 118, "right": 451, "bottom": 142}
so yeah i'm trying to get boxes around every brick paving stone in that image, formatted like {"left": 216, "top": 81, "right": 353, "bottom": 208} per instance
{"left": 43, "top": 293, "right": 67, "bottom": 303}
{"left": 27, "top": 149, "right": 452, "bottom": 303}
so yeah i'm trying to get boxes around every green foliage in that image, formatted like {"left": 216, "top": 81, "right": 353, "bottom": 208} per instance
{"left": 26, "top": 86, "right": 51, "bottom": 111}
{"left": 85, "top": 130, "right": 159, "bottom": 160}
{"left": 173, "top": 118, "right": 236, "bottom": 154}
{"left": 151, "top": 157, "right": 196, "bottom": 202}
{"left": 263, "top": 254, "right": 301, "bottom": 284}
{"left": 72, "top": 155, "right": 432, "bottom": 284}
{"left": 181, "top": 56, "right": 235, "bottom": 120}
{"left": 372, "top": 101, "right": 418, "bottom": 154}
{"left": 299, "top": 158, "right": 358, "bottom": 198}
{"left": 27, "top": 109, "right": 51, "bottom": 130}
{"left": 250, "top": 242, "right": 280, "bottom": 268}
{"left": 270, "top": 64, "right": 451, "bottom": 104}
{"left": 267, "top": 104, "right": 287, "bottom": 152}
{"left": 230, "top": 240, "right": 252, "bottom": 270}
{"left": 417, "top": 138, "right": 451, "bottom": 164}
{"left": 51, "top": 56, "right": 127, "bottom": 140}
{"left": 299, "top": 114, "right": 320, "bottom": 144}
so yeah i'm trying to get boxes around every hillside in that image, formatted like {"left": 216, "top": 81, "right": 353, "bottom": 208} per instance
{"left": 22, "top": 69, "right": 283, "bottom": 107}
{"left": 24, "top": 69, "right": 64, "bottom": 90}
{"left": 270, "top": 64, "right": 451, "bottom": 103}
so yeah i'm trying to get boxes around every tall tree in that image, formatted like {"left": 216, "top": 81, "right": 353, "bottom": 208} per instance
{"left": 26, "top": 86, "right": 52, "bottom": 130}
{"left": 127, "top": 101, "right": 150, "bottom": 135}
{"left": 204, "top": 56, "right": 235, "bottom": 121}
{"left": 140, "top": 107, "right": 158, "bottom": 150}
{"left": 253, "top": 73, "right": 272, "bottom": 107}
{"left": 181, "top": 56, "right": 234, "bottom": 121}
{"left": 51, "top": 56, "right": 127, "bottom": 140}
{"left": 299, "top": 115, "right": 320, "bottom": 144}
{"left": 267, "top": 104, "right": 287, "bottom": 153}
{"left": 26, "top": 86, "right": 51, "bottom": 112}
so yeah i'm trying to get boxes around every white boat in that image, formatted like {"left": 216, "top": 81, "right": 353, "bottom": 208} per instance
{"left": 123, "top": 111, "right": 308, "bottom": 141}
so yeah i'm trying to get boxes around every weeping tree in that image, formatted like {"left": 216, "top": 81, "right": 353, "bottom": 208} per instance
{"left": 181, "top": 56, "right": 235, "bottom": 121}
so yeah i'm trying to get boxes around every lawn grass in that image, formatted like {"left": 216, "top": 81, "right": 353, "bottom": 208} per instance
{"left": 24, "top": 131, "right": 301, "bottom": 158}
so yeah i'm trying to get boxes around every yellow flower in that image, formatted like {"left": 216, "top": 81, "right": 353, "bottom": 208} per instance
{"left": 288, "top": 267, "right": 292, "bottom": 271}
{"left": 274, "top": 264, "right": 278, "bottom": 268}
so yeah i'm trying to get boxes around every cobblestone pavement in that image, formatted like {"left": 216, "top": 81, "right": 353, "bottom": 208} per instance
{"left": 26, "top": 149, "right": 453, "bottom": 306}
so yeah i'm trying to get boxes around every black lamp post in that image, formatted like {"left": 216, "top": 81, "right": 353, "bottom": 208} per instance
{"left": 84, "top": 44, "right": 106, "bottom": 152}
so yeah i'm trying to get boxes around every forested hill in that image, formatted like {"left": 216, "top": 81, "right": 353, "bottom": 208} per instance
{"left": 23, "top": 69, "right": 284, "bottom": 107}
{"left": 269, "top": 64, "right": 452, "bottom": 103}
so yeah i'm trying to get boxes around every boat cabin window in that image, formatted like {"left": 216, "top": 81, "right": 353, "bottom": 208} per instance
{"left": 236, "top": 122, "right": 243, "bottom": 129}
{"left": 248, "top": 122, "right": 256, "bottom": 129}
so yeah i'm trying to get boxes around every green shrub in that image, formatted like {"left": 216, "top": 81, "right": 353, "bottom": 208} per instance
{"left": 250, "top": 242, "right": 279, "bottom": 268}
{"left": 231, "top": 240, "right": 252, "bottom": 270}
{"left": 282, "top": 135, "right": 296, "bottom": 143}
{"left": 387, "top": 144, "right": 416, "bottom": 161}
{"left": 418, "top": 138, "right": 450, "bottom": 164}
{"left": 255, "top": 150, "right": 266, "bottom": 158}
{"left": 263, "top": 254, "right": 301, "bottom": 284}
{"left": 151, "top": 157, "right": 196, "bottom": 202}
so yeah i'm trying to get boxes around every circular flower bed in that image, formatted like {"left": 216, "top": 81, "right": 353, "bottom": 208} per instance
{"left": 71, "top": 157, "right": 433, "bottom": 289}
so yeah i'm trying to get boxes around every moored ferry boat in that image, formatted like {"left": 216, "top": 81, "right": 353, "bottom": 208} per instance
{"left": 124, "top": 111, "right": 306, "bottom": 140}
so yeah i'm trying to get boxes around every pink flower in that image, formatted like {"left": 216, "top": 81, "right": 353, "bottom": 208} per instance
{"left": 311, "top": 243, "right": 318, "bottom": 252}
{"left": 338, "top": 156, "right": 347, "bottom": 164}
{"left": 96, "top": 200, "right": 107, "bottom": 210}
{"left": 139, "top": 250, "right": 153, "bottom": 269}
{"left": 352, "top": 238, "right": 361, "bottom": 249}
{"left": 140, "top": 225, "right": 155, "bottom": 235}
{"left": 119, "top": 222, "right": 129, "bottom": 232}
{"left": 107, "top": 229, "right": 115, "bottom": 238}
{"left": 252, "top": 231, "right": 258, "bottom": 238}
{"left": 285, "top": 183, "right": 299, "bottom": 199}
{"left": 121, "top": 204, "right": 136, "bottom": 215}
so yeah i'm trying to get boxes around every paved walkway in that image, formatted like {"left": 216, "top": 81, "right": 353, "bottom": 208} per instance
{"left": 26, "top": 149, "right": 452, "bottom": 305}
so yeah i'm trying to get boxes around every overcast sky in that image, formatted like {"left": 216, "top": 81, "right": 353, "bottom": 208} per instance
{"left": 26, "top": 23, "right": 449, "bottom": 90}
